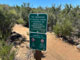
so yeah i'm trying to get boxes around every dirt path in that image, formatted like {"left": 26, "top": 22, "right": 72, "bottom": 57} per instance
{"left": 42, "top": 32, "right": 80, "bottom": 60}
{"left": 12, "top": 24, "right": 33, "bottom": 60}
{"left": 13, "top": 24, "right": 80, "bottom": 60}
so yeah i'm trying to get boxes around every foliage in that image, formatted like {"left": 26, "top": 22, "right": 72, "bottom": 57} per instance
{"left": 0, "top": 3, "right": 80, "bottom": 59}
{"left": 0, "top": 7, "right": 14, "bottom": 41}
{"left": 0, "top": 5, "right": 15, "bottom": 60}
{"left": 0, "top": 41, "right": 15, "bottom": 60}
{"left": 54, "top": 19, "right": 73, "bottom": 36}
{"left": 21, "top": 3, "right": 32, "bottom": 26}
{"left": 0, "top": 3, "right": 80, "bottom": 37}
{"left": 16, "top": 18, "right": 25, "bottom": 24}
{"left": 0, "top": 3, "right": 80, "bottom": 43}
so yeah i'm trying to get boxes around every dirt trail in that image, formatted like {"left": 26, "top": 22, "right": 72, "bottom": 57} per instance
{"left": 13, "top": 24, "right": 80, "bottom": 60}
{"left": 12, "top": 24, "right": 31, "bottom": 60}
{"left": 43, "top": 32, "right": 80, "bottom": 60}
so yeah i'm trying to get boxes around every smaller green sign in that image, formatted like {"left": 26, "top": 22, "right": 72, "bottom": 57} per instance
{"left": 30, "top": 33, "right": 46, "bottom": 51}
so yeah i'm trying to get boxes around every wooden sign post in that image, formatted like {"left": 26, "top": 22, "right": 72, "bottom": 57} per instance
{"left": 34, "top": 50, "right": 42, "bottom": 60}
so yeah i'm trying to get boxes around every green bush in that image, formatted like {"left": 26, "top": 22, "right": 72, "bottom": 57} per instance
{"left": 54, "top": 19, "right": 73, "bottom": 37}
{"left": 0, "top": 41, "right": 15, "bottom": 60}
{"left": 16, "top": 18, "right": 25, "bottom": 24}
{"left": 0, "top": 8, "right": 15, "bottom": 41}
{"left": 53, "top": 23, "right": 62, "bottom": 36}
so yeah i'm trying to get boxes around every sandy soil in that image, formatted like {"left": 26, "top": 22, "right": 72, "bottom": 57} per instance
{"left": 12, "top": 24, "right": 80, "bottom": 60}
{"left": 42, "top": 32, "right": 80, "bottom": 60}
{"left": 12, "top": 24, "right": 31, "bottom": 60}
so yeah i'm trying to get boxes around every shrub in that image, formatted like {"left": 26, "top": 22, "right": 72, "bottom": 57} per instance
{"left": 16, "top": 18, "right": 25, "bottom": 24}
{"left": 0, "top": 40, "right": 15, "bottom": 60}
{"left": 0, "top": 8, "right": 15, "bottom": 41}
{"left": 54, "top": 19, "right": 73, "bottom": 37}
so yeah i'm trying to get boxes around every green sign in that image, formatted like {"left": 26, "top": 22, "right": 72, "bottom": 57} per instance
{"left": 30, "top": 33, "right": 46, "bottom": 51}
{"left": 29, "top": 13, "right": 47, "bottom": 33}
{"left": 29, "top": 13, "right": 47, "bottom": 51}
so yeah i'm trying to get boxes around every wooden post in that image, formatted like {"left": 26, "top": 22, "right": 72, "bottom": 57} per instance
{"left": 34, "top": 50, "right": 42, "bottom": 60}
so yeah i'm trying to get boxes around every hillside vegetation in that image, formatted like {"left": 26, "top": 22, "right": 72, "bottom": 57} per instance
{"left": 0, "top": 3, "right": 80, "bottom": 60}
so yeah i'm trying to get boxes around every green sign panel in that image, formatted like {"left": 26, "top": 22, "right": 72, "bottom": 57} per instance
{"left": 29, "top": 13, "right": 47, "bottom": 51}
{"left": 30, "top": 33, "right": 46, "bottom": 51}
{"left": 29, "top": 13, "right": 47, "bottom": 33}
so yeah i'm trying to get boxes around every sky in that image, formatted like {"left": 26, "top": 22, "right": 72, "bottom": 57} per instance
{"left": 0, "top": 0, "right": 80, "bottom": 8}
